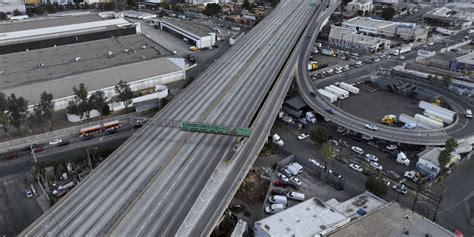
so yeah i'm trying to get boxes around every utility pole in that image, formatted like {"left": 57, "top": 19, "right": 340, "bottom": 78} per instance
{"left": 86, "top": 147, "right": 98, "bottom": 170}
{"left": 30, "top": 144, "right": 37, "bottom": 163}
{"left": 432, "top": 186, "right": 447, "bottom": 222}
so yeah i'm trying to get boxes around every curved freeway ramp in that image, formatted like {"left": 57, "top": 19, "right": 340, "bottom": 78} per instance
{"left": 21, "top": 1, "right": 322, "bottom": 236}
{"left": 296, "top": 19, "right": 474, "bottom": 146}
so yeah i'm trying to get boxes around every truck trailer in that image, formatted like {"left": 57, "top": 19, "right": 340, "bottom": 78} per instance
{"left": 328, "top": 85, "right": 349, "bottom": 98}
{"left": 324, "top": 86, "right": 348, "bottom": 99}
{"left": 414, "top": 114, "right": 444, "bottom": 129}
{"left": 321, "top": 48, "right": 336, "bottom": 57}
{"left": 423, "top": 109, "right": 454, "bottom": 124}
{"left": 338, "top": 82, "right": 359, "bottom": 94}
{"left": 399, "top": 113, "right": 418, "bottom": 128}
{"left": 419, "top": 101, "right": 455, "bottom": 120}
{"left": 318, "top": 89, "right": 337, "bottom": 103}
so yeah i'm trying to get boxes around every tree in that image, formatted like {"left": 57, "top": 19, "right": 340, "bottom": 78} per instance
{"left": 357, "top": 9, "right": 364, "bottom": 16}
{"left": 128, "top": 0, "right": 137, "bottom": 9}
{"left": 13, "top": 9, "right": 21, "bottom": 16}
{"left": 0, "top": 92, "right": 11, "bottom": 136}
{"left": 0, "top": 12, "right": 7, "bottom": 20}
{"left": 88, "top": 90, "right": 109, "bottom": 116}
{"left": 381, "top": 7, "right": 396, "bottom": 20}
{"left": 7, "top": 94, "right": 29, "bottom": 134}
{"left": 310, "top": 127, "right": 329, "bottom": 145}
{"left": 243, "top": 0, "right": 252, "bottom": 11}
{"left": 67, "top": 84, "right": 91, "bottom": 120}
{"left": 37, "top": 91, "right": 55, "bottom": 131}
{"left": 437, "top": 149, "right": 451, "bottom": 170}
{"left": 82, "top": 2, "right": 89, "bottom": 9}
{"left": 365, "top": 176, "right": 388, "bottom": 197}
{"left": 364, "top": 10, "right": 369, "bottom": 16}
{"left": 321, "top": 142, "right": 336, "bottom": 180}
{"left": 159, "top": 2, "right": 170, "bottom": 9}
{"left": 444, "top": 138, "right": 458, "bottom": 153}
{"left": 115, "top": 80, "right": 133, "bottom": 110}
{"left": 203, "top": 3, "right": 221, "bottom": 16}
{"left": 45, "top": 4, "right": 56, "bottom": 13}
{"left": 442, "top": 75, "right": 452, "bottom": 88}
{"left": 270, "top": 0, "right": 280, "bottom": 7}
{"left": 33, "top": 6, "right": 45, "bottom": 15}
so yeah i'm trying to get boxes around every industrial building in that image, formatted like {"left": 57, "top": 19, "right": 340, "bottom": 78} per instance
{"left": 424, "top": 3, "right": 474, "bottom": 33}
{"left": 0, "top": 2, "right": 25, "bottom": 14}
{"left": 451, "top": 52, "right": 474, "bottom": 73}
{"left": 416, "top": 147, "right": 460, "bottom": 180}
{"left": 255, "top": 192, "right": 386, "bottom": 237}
{"left": 342, "top": 16, "right": 428, "bottom": 42}
{"left": 0, "top": 34, "right": 185, "bottom": 111}
{"left": 326, "top": 202, "right": 456, "bottom": 237}
{"left": 345, "top": 0, "right": 373, "bottom": 17}
{"left": 0, "top": 12, "right": 138, "bottom": 54}
{"left": 328, "top": 25, "right": 391, "bottom": 54}
{"left": 156, "top": 18, "right": 216, "bottom": 49}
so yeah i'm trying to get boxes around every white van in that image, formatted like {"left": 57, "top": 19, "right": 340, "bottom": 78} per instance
{"left": 289, "top": 162, "right": 303, "bottom": 174}
{"left": 466, "top": 109, "right": 472, "bottom": 119}
{"left": 265, "top": 204, "right": 285, "bottom": 214}
{"left": 269, "top": 195, "right": 288, "bottom": 204}
{"left": 285, "top": 165, "right": 299, "bottom": 176}
{"left": 287, "top": 192, "right": 305, "bottom": 201}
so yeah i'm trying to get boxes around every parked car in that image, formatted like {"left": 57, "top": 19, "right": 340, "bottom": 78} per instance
{"left": 364, "top": 154, "right": 378, "bottom": 162}
{"left": 349, "top": 164, "right": 363, "bottom": 172}
{"left": 298, "top": 133, "right": 309, "bottom": 140}
{"left": 404, "top": 170, "right": 416, "bottom": 179}
{"left": 330, "top": 170, "right": 344, "bottom": 181}
{"left": 274, "top": 180, "right": 288, "bottom": 188}
{"left": 269, "top": 195, "right": 288, "bottom": 204}
{"left": 340, "top": 140, "right": 349, "bottom": 147}
{"left": 49, "top": 138, "right": 63, "bottom": 146}
{"left": 386, "top": 144, "right": 398, "bottom": 150}
{"left": 289, "top": 176, "right": 302, "bottom": 186}
{"left": 370, "top": 161, "right": 383, "bottom": 171}
{"left": 330, "top": 139, "right": 339, "bottom": 146}
{"left": 33, "top": 146, "right": 44, "bottom": 153}
{"left": 277, "top": 173, "right": 290, "bottom": 183}
{"left": 287, "top": 192, "right": 305, "bottom": 201}
{"left": 25, "top": 190, "right": 34, "bottom": 199}
{"left": 387, "top": 170, "right": 401, "bottom": 179}
{"left": 308, "top": 159, "right": 325, "bottom": 169}
{"left": 265, "top": 204, "right": 285, "bottom": 214}
{"left": 351, "top": 146, "right": 364, "bottom": 155}
{"left": 392, "top": 185, "right": 408, "bottom": 195}
{"left": 280, "top": 167, "right": 292, "bottom": 177}
{"left": 336, "top": 126, "right": 346, "bottom": 133}
{"left": 271, "top": 188, "right": 287, "bottom": 196}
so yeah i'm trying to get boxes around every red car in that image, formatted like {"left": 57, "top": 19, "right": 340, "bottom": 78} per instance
{"left": 274, "top": 180, "right": 288, "bottom": 188}
{"left": 33, "top": 146, "right": 44, "bottom": 153}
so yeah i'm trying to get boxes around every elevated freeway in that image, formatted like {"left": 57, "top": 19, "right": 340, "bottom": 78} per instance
{"left": 296, "top": 30, "right": 474, "bottom": 146}
{"left": 21, "top": 0, "right": 325, "bottom": 236}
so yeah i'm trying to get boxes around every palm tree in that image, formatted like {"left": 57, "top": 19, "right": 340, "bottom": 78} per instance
{"left": 321, "top": 142, "right": 336, "bottom": 181}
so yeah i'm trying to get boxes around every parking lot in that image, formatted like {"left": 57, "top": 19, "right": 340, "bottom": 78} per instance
{"left": 338, "top": 82, "right": 422, "bottom": 124}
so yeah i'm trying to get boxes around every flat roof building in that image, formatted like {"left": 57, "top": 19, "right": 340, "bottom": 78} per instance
{"left": 329, "top": 25, "right": 391, "bottom": 54}
{"left": 326, "top": 202, "right": 456, "bottom": 237}
{"left": 0, "top": 34, "right": 185, "bottom": 111}
{"left": 342, "top": 16, "right": 428, "bottom": 42}
{"left": 0, "top": 13, "right": 138, "bottom": 54}
{"left": 255, "top": 192, "right": 386, "bottom": 237}
{"left": 157, "top": 18, "right": 216, "bottom": 49}
{"left": 424, "top": 3, "right": 474, "bottom": 32}
{"left": 452, "top": 52, "right": 474, "bottom": 73}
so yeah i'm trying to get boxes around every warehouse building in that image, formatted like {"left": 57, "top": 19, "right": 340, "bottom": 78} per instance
{"left": 157, "top": 18, "right": 216, "bottom": 49}
{"left": 327, "top": 202, "right": 456, "bottom": 237}
{"left": 342, "top": 16, "right": 428, "bottom": 42}
{"left": 424, "top": 3, "right": 474, "bottom": 33}
{"left": 0, "top": 34, "right": 185, "bottom": 111}
{"left": 329, "top": 25, "right": 391, "bottom": 54}
{"left": 255, "top": 192, "right": 386, "bottom": 237}
{"left": 0, "top": 12, "right": 138, "bottom": 54}
{"left": 451, "top": 52, "right": 474, "bottom": 73}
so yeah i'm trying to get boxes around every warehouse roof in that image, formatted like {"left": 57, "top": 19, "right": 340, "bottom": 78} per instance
{"left": 255, "top": 197, "right": 349, "bottom": 237}
{"left": 0, "top": 14, "right": 104, "bottom": 33}
{"left": 0, "top": 34, "right": 171, "bottom": 90}
{"left": 161, "top": 18, "right": 213, "bottom": 38}
{"left": 330, "top": 26, "right": 390, "bottom": 46}
{"left": 456, "top": 52, "right": 474, "bottom": 65}
{"left": 2, "top": 57, "right": 183, "bottom": 105}
{"left": 327, "top": 191, "right": 386, "bottom": 218}
{"left": 343, "top": 17, "right": 394, "bottom": 30}
{"left": 327, "top": 202, "right": 456, "bottom": 237}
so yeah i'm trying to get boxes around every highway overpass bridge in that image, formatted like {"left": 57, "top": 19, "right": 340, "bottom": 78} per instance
{"left": 21, "top": 0, "right": 335, "bottom": 236}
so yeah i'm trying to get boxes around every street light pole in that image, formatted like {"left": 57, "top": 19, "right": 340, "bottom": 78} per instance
{"left": 86, "top": 147, "right": 98, "bottom": 170}
{"left": 30, "top": 144, "right": 37, "bottom": 163}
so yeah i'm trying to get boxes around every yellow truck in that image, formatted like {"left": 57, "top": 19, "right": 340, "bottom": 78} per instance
{"left": 381, "top": 115, "right": 397, "bottom": 125}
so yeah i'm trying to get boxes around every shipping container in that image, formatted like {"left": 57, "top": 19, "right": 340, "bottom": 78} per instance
{"left": 318, "top": 89, "right": 337, "bottom": 103}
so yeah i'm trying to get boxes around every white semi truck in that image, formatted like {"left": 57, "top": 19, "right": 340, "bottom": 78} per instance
{"left": 317, "top": 89, "right": 337, "bottom": 103}
{"left": 338, "top": 82, "right": 359, "bottom": 94}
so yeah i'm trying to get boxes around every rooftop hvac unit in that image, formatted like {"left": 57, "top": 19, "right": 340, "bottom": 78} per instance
{"left": 123, "top": 49, "right": 129, "bottom": 53}
{"left": 107, "top": 51, "right": 113, "bottom": 57}
{"left": 74, "top": 57, "right": 81, "bottom": 62}
{"left": 141, "top": 45, "right": 147, "bottom": 49}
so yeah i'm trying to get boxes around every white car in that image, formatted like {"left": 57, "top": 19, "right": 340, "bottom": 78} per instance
{"left": 308, "top": 159, "right": 325, "bottom": 169}
{"left": 365, "top": 124, "right": 378, "bottom": 130}
{"left": 349, "top": 164, "right": 363, "bottom": 172}
{"left": 351, "top": 146, "right": 364, "bottom": 155}
{"left": 25, "top": 190, "right": 33, "bottom": 198}
{"left": 399, "top": 56, "right": 405, "bottom": 60}
{"left": 49, "top": 138, "right": 63, "bottom": 145}
{"left": 277, "top": 173, "right": 289, "bottom": 183}
{"left": 370, "top": 161, "right": 383, "bottom": 171}
{"left": 404, "top": 170, "right": 416, "bottom": 179}
{"left": 364, "top": 154, "right": 378, "bottom": 162}
{"left": 427, "top": 42, "right": 434, "bottom": 46}
{"left": 373, "top": 58, "right": 381, "bottom": 62}
{"left": 386, "top": 144, "right": 398, "bottom": 150}
{"left": 298, "top": 133, "right": 309, "bottom": 140}
{"left": 336, "top": 126, "right": 346, "bottom": 133}
{"left": 289, "top": 177, "right": 302, "bottom": 186}
{"left": 392, "top": 185, "right": 408, "bottom": 195}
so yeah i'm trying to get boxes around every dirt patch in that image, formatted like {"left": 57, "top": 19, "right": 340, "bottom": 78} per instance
{"left": 234, "top": 168, "right": 269, "bottom": 204}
